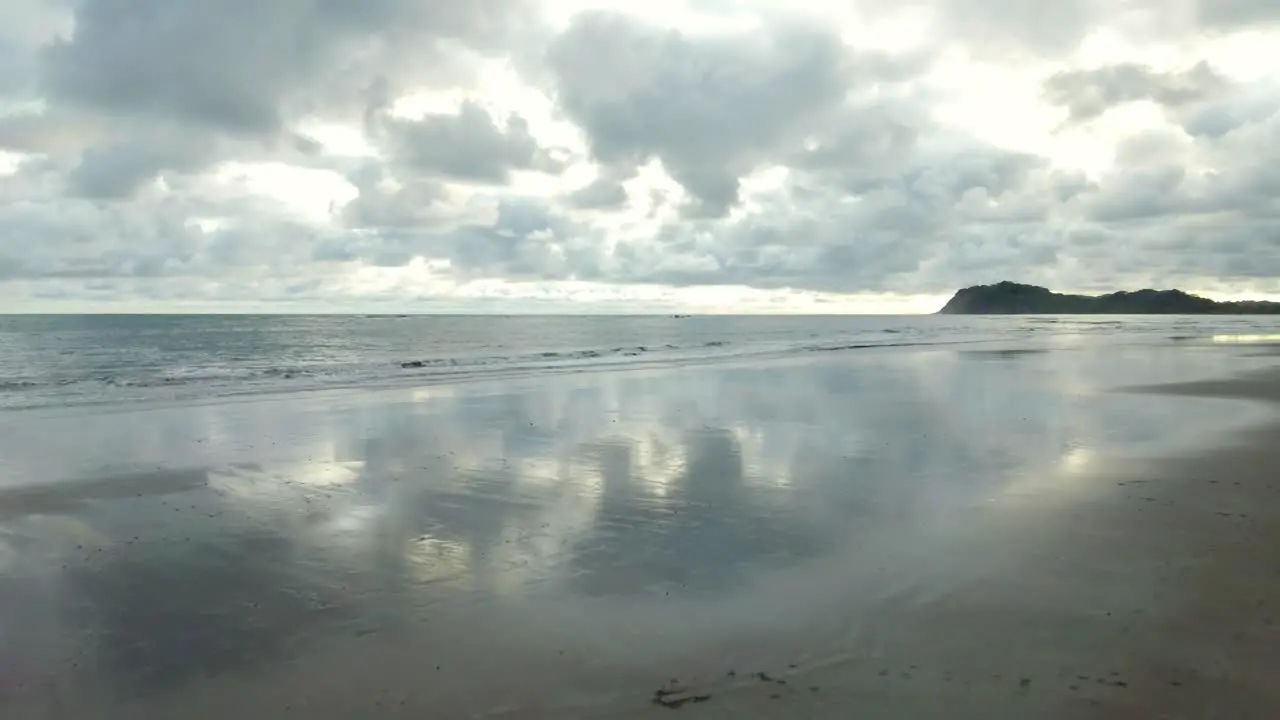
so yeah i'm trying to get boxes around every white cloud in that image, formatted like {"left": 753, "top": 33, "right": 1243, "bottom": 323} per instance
{"left": 2, "top": 0, "right": 1279, "bottom": 311}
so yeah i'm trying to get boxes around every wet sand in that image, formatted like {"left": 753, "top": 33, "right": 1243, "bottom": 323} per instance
{"left": 2, "top": 343, "right": 1280, "bottom": 718}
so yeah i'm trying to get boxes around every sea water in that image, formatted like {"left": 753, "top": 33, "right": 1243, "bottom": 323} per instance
{"left": 1, "top": 313, "right": 1278, "bottom": 410}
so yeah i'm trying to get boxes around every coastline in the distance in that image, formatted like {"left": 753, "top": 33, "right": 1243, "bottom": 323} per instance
{"left": 938, "top": 280, "right": 1280, "bottom": 315}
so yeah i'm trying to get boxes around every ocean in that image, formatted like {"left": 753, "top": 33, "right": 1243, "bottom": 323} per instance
{"left": 1, "top": 313, "right": 1278, "bottom": 411}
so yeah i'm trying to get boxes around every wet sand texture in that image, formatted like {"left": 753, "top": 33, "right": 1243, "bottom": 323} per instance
{"left": 1, "top": 348, "right": 1279, "bottom": 718}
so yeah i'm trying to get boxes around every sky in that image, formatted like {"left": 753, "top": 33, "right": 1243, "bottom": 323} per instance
{"left": 1, "top": 0, "right": 1279, "bottom": 313}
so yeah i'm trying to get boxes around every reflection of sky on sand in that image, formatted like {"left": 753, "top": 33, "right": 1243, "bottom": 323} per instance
{"left": 1212, "top": 334, "right": 1280, "bottom": 343}
{"left": 0, "top": 343, "right": 1276, "bottom": 716}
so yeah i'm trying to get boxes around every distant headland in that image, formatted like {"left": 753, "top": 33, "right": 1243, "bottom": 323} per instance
{"left": 937, "top": 281, "right": 1280, "bottom": 315}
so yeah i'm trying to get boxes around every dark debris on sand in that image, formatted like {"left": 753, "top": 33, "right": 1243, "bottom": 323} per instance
{"left": 754, "top": 671, "right": 786, "bottom": 685}
{"left": 650, "top": 666, "right": 809, "bottom": 709}
{"left": 652, "top": 683, "right": 711, "bottom": 710}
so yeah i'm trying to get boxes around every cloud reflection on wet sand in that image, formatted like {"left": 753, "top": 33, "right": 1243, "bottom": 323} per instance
{"left": 0, "top": 345, "right": 1273, "bottom": 717}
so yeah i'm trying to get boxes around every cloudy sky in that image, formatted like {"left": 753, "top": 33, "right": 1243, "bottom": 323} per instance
{"left": 2, "top": 0, "right": 1279, "bottom": 312}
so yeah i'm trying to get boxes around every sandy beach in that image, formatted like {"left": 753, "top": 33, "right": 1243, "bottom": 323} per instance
{"left": 2, "top": 340, "right": 1280, "bottom": 719}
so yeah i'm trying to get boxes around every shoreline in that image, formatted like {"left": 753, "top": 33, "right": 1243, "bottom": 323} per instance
{"left": 3, "top": 324, "right": 1274, "bottom": 416}
{"left": 0, "top": 336, "right": 1003, "bottom": 415}
{"left": 5, "top": 336, "right": 1271, "bottom": 427}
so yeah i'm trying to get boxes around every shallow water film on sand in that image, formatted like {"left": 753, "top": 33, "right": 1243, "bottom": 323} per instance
{"left": 3, "top": 317, "right": 1280, "bottom": 718}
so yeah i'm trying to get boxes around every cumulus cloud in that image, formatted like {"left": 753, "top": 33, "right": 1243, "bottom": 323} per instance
{"left": 544, "top": 11, "right": 864, "bottom": 217}
{"left": 371, "top": 101, "right": 564, "bottom": 184}
{"left": 1043, "top": 61, "right": 1232, "bottom": 125}
{"left": 1, "top": 0, "right": 1279, "bottom": 309}
{"left": 1191, "top": 0, "right": 1280, "bottom": 31}
{"left": 566, "top": 165, "right": 637, "bottom": 210}
{"left": 41, "top": 0, "right": 536, "bottom": 131}
{"left": 927, "top": 0, "right": 1103, "bottom": 56}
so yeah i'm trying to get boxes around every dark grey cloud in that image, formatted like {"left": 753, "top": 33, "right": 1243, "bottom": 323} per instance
{"left": 1179, "top": 79, "right": 1280, "bottom": 137}
{"left": 447, "top": 199, "right": 577, "bottom": 277}
{"left": 1192, "top": 0, "right": 1280, "bottom": 31}
{"left": 1073, "top": 98, "right": 1280, "bottom": 224}
{"left": 1085, "top": 165, "right": 1190, "bottom": 222}
{"left": 786, "top": 103, "right": 921, "bottom": 181}
{"left": 44, "top": 0, "right": 291, "bottom": 135}
{"left": 1043, "top": 61, "right": 1231, "bottom": 125}
{"left": 15, "top": 0, "right": 544, "bottom": 205}
{"left": 1045, "top": 102, "right": 1280, "bottom": 286}
{"left": 336, "top": 98, "right": 575, "bottom": 268}
{"left": 26, "top": 120, "right": 336, "bottom": 200}
{"left": 0, "top": 176, "right": 335, "bottom": 284}
{"left": 339, "top": 174, "right": 458, "bottom": 232}
{"left": 566, "top": 165, "right": 636, "bottom": 210}
{"left": 328, "top": 194, "right": 595, "bottom": 280}
{"left": 0, "top": 197, "right": 200, "bottom": 281}
{"left": 608, "top": 144, "right": 1056, "bottom": 293}
{"left": 41, "top": 0, "right": 536, "bottom": 134}
{"left": 545, "top": 11, "right": 903, "bottom": 217}
{"left": 371, "top": 102, "right": 564, "bottom": 184}
{"left": 67, "top": 132, "right": 219, "bottom": 199}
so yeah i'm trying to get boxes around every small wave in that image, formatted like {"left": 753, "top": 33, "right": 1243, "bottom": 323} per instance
{"left": 806, "top": 343, "right": 881, "bottom": 352}
{"left": 400, "top": 348, "right": 605, "bottom": 369}
{"left": 91, "top": 365, "right": 318, "bottom": 389}
{"left": 397, "top": 342, "right": 710, "bottom": 371}
{"left": 261, "top": 367, "right": 313, "bottom": 378}
{"left": 0, "top": 333, "right": 1017, "bottom": 412}
{"left": 803, "top": 338, "right": 998, "bottom": 354}
{"left": 960, "top": 348, "right": 1050, "bottom": 359}
{"left": 805, "top": 340, "right": 938, "bottom": 353}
